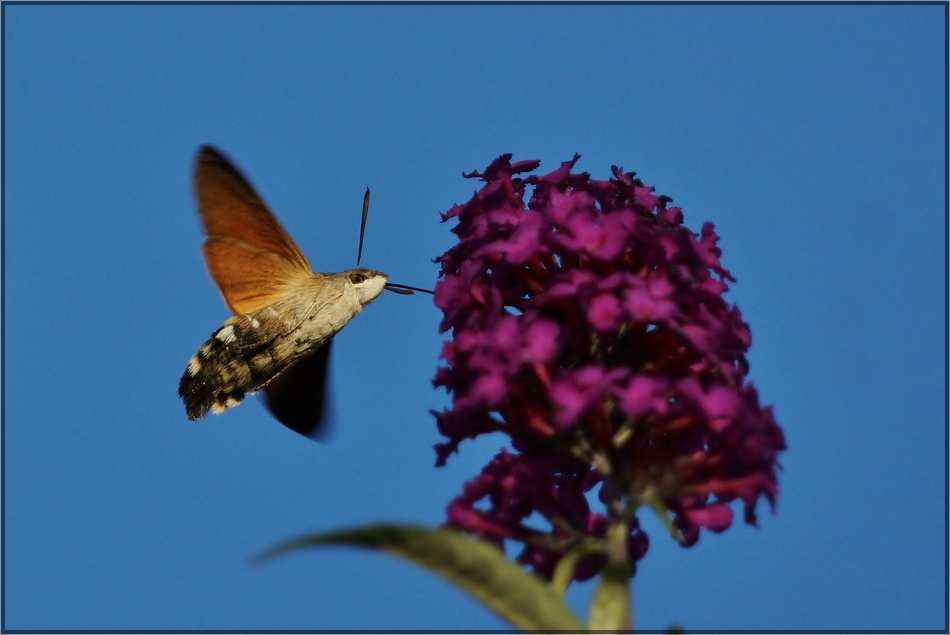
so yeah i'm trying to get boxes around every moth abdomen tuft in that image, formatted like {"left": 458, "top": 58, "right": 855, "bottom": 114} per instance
{"left": 179, "top": 315, "right": 283, "bottom": 421}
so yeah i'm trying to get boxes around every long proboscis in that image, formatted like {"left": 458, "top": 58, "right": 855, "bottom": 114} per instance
{"left": 385, "top": 283, "right": 435, "bottom": 296}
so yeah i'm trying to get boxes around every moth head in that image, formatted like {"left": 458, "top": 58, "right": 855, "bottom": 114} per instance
{"left": 346, "top": 268, "right": 388, "bottom": 306}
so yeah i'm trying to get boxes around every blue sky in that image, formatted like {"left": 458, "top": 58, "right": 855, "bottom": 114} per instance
{"left": 2, "top": 3, "right": 946, "bottom": 631}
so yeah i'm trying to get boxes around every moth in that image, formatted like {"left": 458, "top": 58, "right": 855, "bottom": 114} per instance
{"left": 179, "top": 145, "right": 426, "bottom": 439}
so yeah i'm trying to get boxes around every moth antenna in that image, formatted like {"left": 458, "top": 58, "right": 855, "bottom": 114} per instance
{"left": 356, "top": 187, "right": 370, "bottom": 268}
{"left": 352, "top": 187, "right": 432, "bottom": 296}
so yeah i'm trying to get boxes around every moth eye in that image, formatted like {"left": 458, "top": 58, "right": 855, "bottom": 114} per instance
{"left": 351, "top": 272, "right": 366, "bottom": 284}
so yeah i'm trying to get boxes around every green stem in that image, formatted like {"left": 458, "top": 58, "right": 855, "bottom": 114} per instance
{"left": 588, "top": 494, "right": 635, "bottom": 631}
{"left": 606, "top": 519, "right": 633, "bottom": 632}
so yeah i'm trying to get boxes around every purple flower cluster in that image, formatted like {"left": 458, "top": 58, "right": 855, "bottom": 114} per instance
{"left": 432, "top": 154, "right": 785, "bottom": 580}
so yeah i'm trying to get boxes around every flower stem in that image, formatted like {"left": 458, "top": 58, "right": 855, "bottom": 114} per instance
{"left": 588, "top": 518, "right": 633, "bottom": 631}
{"left": 607, "top": 518, "right": 633, "bottom": 631}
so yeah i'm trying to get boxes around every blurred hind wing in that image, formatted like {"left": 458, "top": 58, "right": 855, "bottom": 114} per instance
{"left": 262, "top": 340, "right": 333, "bottom": 439}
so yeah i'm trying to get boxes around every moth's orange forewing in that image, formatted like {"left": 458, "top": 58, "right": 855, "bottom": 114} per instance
{"left": 194, "top": 146, "right": 312, "bottom": 315}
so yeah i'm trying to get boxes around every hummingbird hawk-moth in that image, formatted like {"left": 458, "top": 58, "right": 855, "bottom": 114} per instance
{"left": 179, "top": 145, "right": 426, "bottom": 439}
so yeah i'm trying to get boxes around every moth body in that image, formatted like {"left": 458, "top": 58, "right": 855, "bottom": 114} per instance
{"left": 180, "top": 268, "right": 387, "bottom": 423}
{"left": 178, "top": 145, "right": 398, "bottom": 438}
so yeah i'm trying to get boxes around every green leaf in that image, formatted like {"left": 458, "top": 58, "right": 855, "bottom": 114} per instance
{"left": 587, "top": 561, "right": 631, "bottom": 631}
{"left": 258, "top": 524, "right": 584, "bottom": 631}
